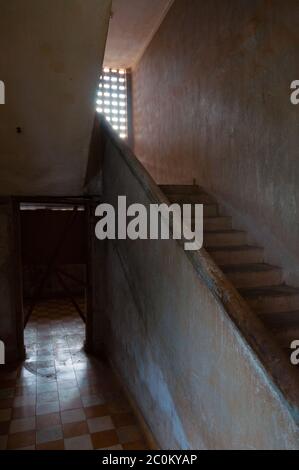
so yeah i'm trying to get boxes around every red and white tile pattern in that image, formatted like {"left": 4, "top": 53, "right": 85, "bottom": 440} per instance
{"left": 0, "top": 299, "right": 147, "bottom": 450}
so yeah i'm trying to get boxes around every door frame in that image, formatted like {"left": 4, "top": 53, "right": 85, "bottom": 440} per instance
{"left": 12, "top": 195, "right": 96, "bottom": 358}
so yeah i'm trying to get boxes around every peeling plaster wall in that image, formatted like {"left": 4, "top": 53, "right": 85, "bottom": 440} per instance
{"left": 132, "top": 0, "right": 299, "bottom": 284}
{"left": 101, "top": 137, "right": 299, "bottom": 450}
{"left": 0, "top": 0, "right": 111, "bottom": 196}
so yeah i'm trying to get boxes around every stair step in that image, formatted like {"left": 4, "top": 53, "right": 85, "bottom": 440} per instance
{"left": 272, "top": 325, "right": 299, "bottom": 349}
{"left": 159, "top": 185, "right": 202, "bottom": 195}
{"left": 282, "top": 347, "right": 297, "bottom": 362}
{"left": 204, "top": 230, "right": 247, "bottom": 247}
{"left": 176, "top": 202, "right": 218, "bottom": 217}
{"left": 188, "top": 216, "right": 232, "bottom": 231}
{"left": 260, "top": 311, "right": 299, "bottom": 348}
{"left": 204, "top": 204, "right": 219, "bottom": 217}
{"left": 220, "top": 263, "right": 282, "bottom": 288}
{"left": 203, "top": 216, "right": 232, "bottom": 231}
{"left": 207, "top": 245, "right": 264, "bottom": 265}
{"left": 260, "top": 310, "right": 299, "bottom": 328}
{"left": 239, "top": 285, "right": 299, "bottom": 313}
{"left": 160, "top": 184, "right": 299, "bottom": 357}
{"left": 167, "top": 193, "right": 215, "bottom": 204}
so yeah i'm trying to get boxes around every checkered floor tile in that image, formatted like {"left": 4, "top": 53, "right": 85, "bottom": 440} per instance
{"left": 0, "top": 299, "right": 148, "bottom": 450}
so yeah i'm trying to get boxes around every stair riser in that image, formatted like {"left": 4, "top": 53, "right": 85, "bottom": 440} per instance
{"left": 260, "top": 311, "right": 299, "bottom": 327}
{"left": 225, "top": 270, "right": 282, "bottom": 289}
{"left": 160, "top": 185, "right": 201, "bottom": 195}
{"left": 208, "top": 249, "right": 264, "bottom": 265}
{"left": 203, "top": 217, "right": 232, "bottom": 231}
{"left": 204, "top": 232, "right": 247, "bottom": 247}
{"left": 176, "top": 203, "right": 218, "bottom": 217}
{"left": 162, "top": 186, "right": 299, "bottom": 354}
{"left": 247, "top": 295, "right": 299, "bottom": 314}
{"left": 168, "top": 194, "right": 215, "bottom": 204}
{"left": 203, "top": 205, "right": 218, "bottom": 217}
{"left": 274, "top": 330, "right": 299, "bottom": 349}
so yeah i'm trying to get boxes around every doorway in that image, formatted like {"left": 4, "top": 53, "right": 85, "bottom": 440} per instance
{"left": 13, "top": 197, "right": 95, "bottom": 359}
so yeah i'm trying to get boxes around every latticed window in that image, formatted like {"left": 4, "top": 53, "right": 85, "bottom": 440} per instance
{"left": 96, "top": 68, "right": 128, "bottom": 140}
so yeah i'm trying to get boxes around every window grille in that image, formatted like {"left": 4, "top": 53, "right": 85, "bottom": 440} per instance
{"left": 96, "top": 68, "right": 128, "bottom": 140}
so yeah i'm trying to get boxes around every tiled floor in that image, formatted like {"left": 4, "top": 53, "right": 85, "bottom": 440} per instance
{"left": 0, "top": 299, "right": 148, "bottom": 450}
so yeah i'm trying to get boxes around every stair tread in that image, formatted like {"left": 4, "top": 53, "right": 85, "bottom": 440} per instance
{"left": 220, "top": 263, "right": 281, "bottom": 274}
{"left": 178, "top": 202, "right": 218, "bottom": 210}
{"left": 271, "top": 320, "right": 299, "bottom": 332}
{"left": 261, "top": 310, "right": 299, "bottom": 325}
{"left": 168, "top": 192, "right": 210, "bottom": 198}
{"left": 161, "top": 185, "right": 299, "bottom": 352}
{"left": 182, "top": 201, "right": 217, "bottom": 206}
{"left": 204, "top": 229, "right": 246, "bottom": 234}
{"left": 239, "top": 285, "right": 299, "bottom": 298}
{"left": 262, "top": 309, "right": 299, "bottom": 317}
{"left": 207, "top": 244, "right": 262, "bottom": 252}
{"left": 203, "top": 216, "right": 231, "bottom": 220}
{"left": 159, "top": 185, "right": 202, "bottom": 194}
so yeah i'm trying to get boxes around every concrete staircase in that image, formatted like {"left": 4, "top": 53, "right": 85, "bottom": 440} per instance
{"left": 160, "top": 184, "right": 299, "bottom": 352}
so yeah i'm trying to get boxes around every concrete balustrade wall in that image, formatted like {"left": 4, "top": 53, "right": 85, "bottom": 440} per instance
{"left": 94, "top": 121, "right": 299, "bottom": 449}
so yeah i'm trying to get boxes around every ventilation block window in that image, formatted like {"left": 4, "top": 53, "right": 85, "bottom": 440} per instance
{"left": 96, "top": 68, "right": 128, "bottom": 140}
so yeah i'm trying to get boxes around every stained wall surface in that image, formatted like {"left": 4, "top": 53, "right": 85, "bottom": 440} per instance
{"left": 0, "top": 0, "right": 111, "bottom": 196}
{"left": 132, "top": 0, "right": 299, "bottom": 283}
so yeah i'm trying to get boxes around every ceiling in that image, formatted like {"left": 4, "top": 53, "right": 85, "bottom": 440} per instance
{"left": 104, "top": 0, "right": 174, "bottom": 69}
